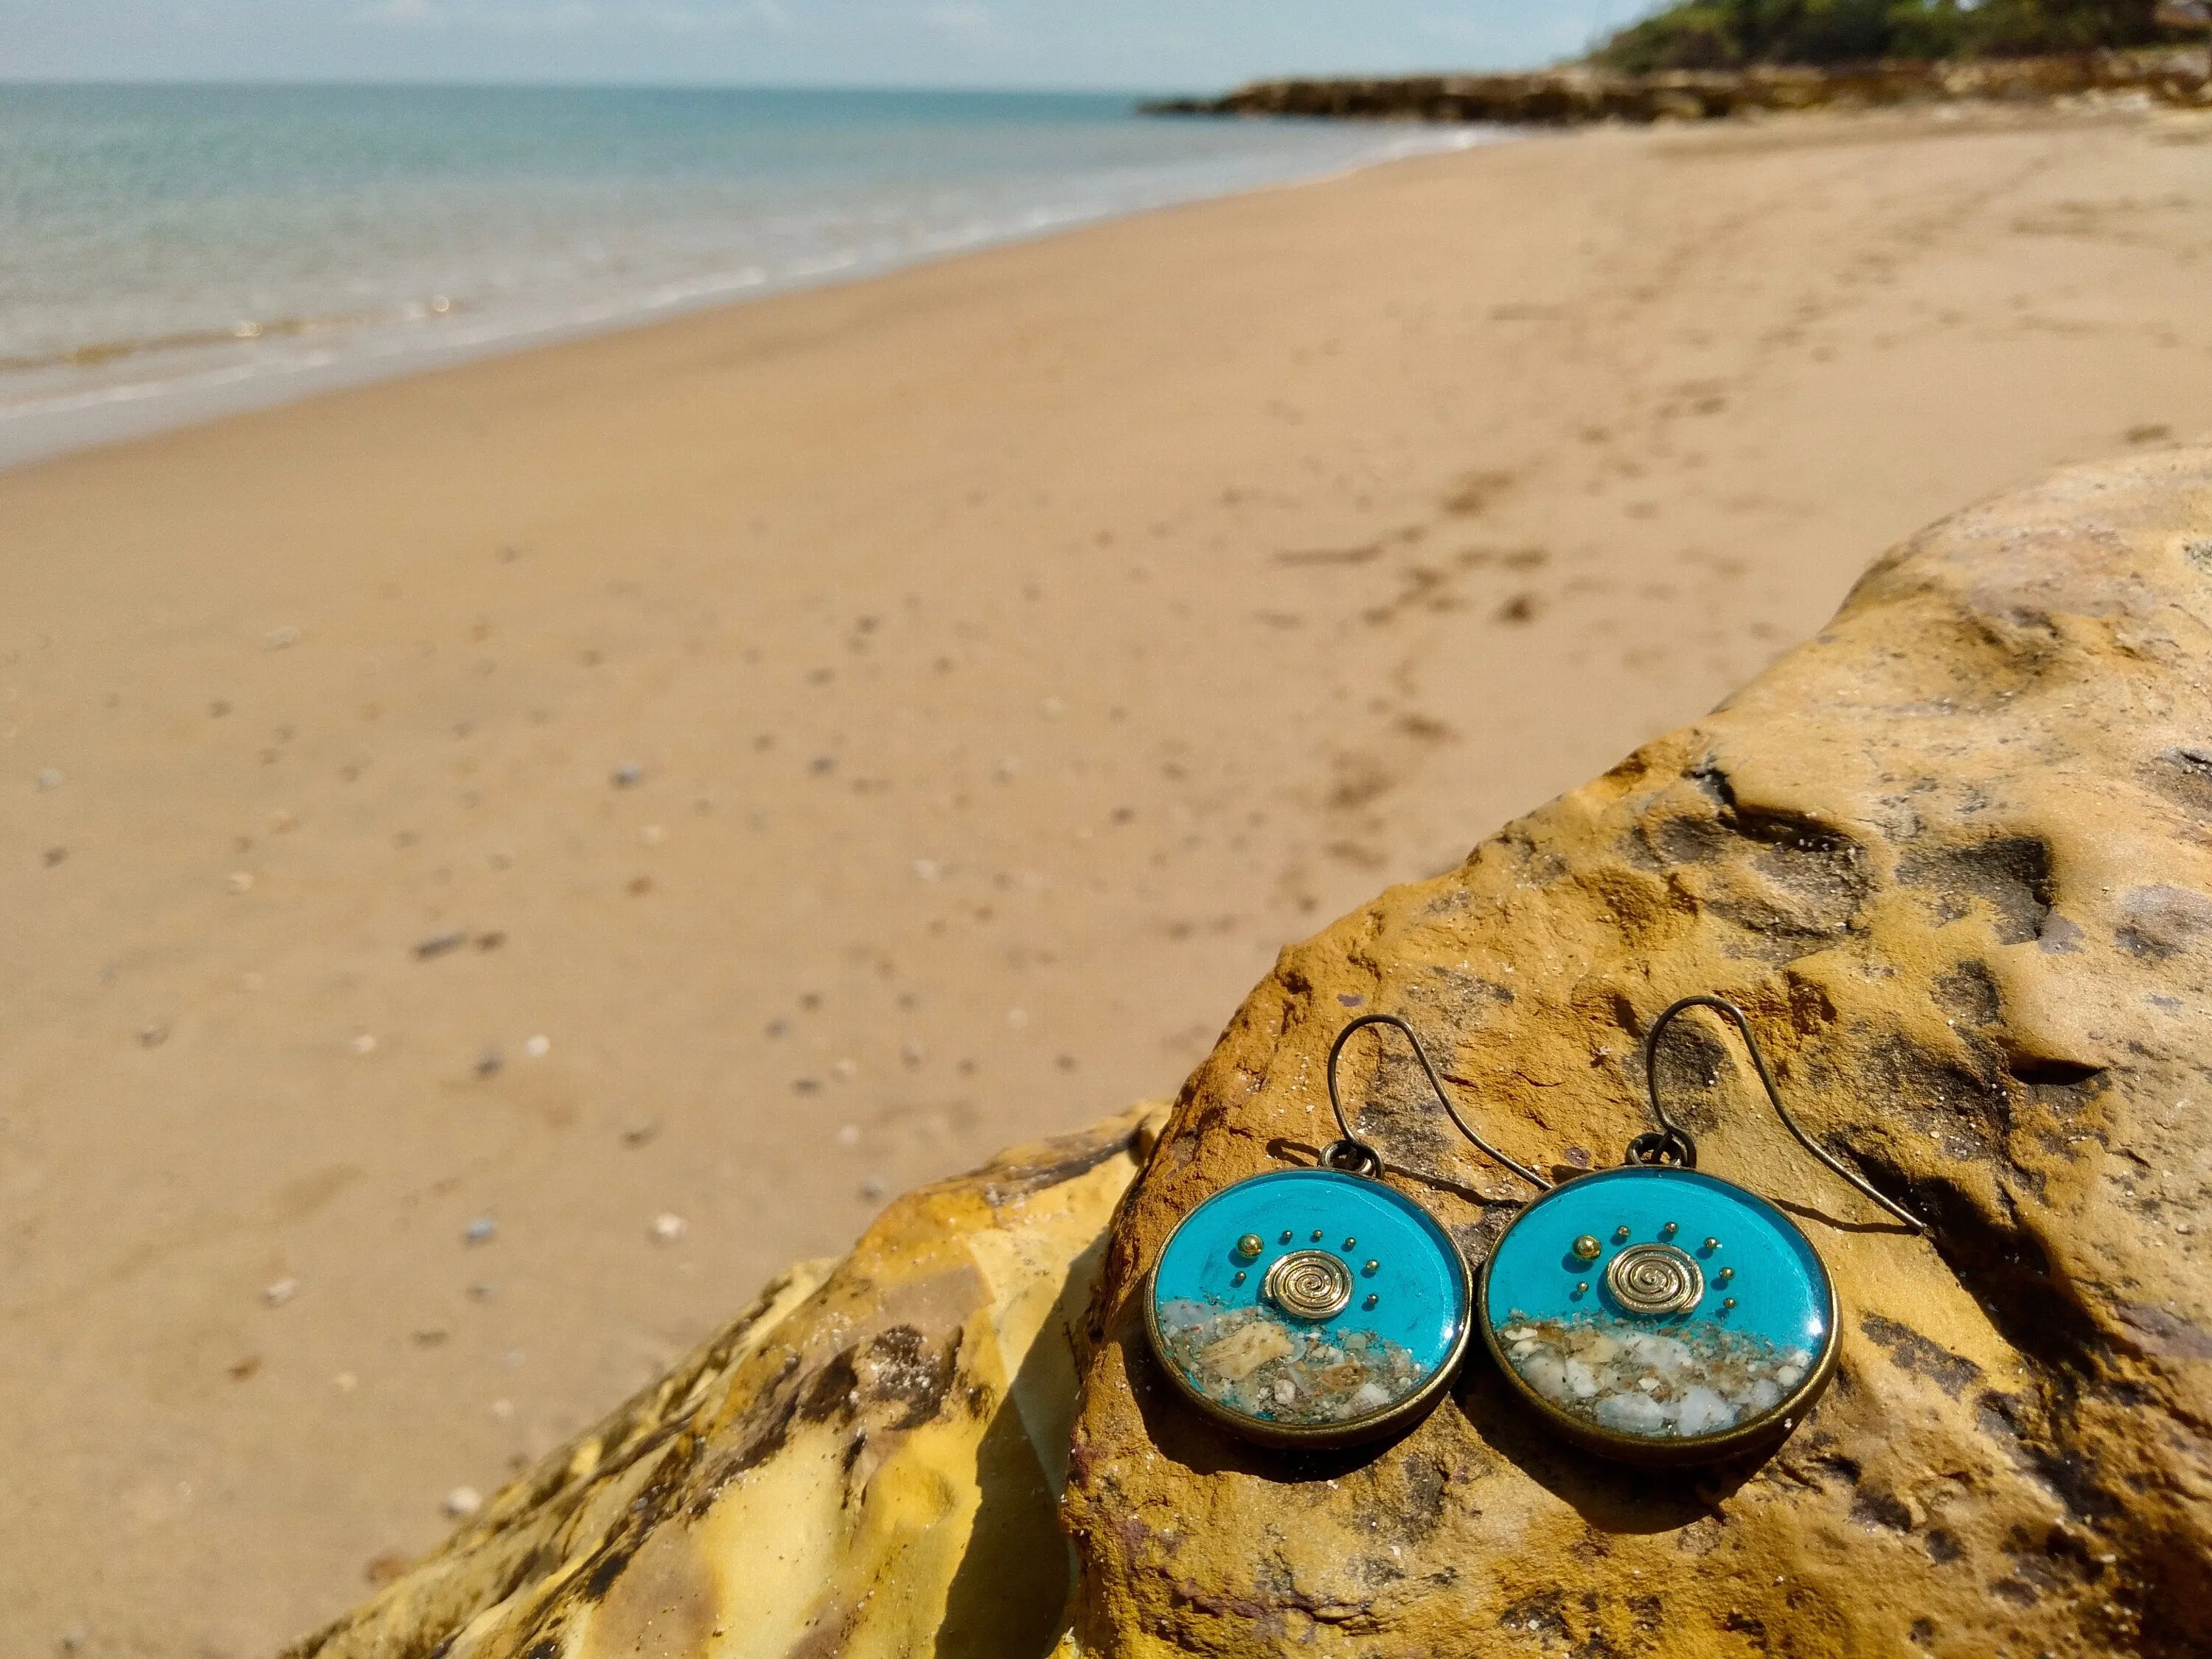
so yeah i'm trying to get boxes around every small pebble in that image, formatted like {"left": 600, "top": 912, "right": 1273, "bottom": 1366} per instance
{"left": 333, "top": 1371, "right": 358, "bottom": 1392}
{"left": 44, "top": 846, "right": 66, "bottom": 866}
{"left": 464, "top": 1216, "right": 498, "bottom": 1245}
{"left": 831, "top": 1057, "right": 858, "bottom": 1079}
{"left": 622, "top": 1121, "right": 658, "bottom": 1147}
{"left": 1006, "top": 1007, "right": 1029, "bottom": 1029}
{"left": 442, "top": 1486, "right": 482, "bottom": 1519}
{"left": 650, "top": 1212, "right": 687, "bottom": 1244}
{"left": 349, "top": 1033, "right": 378, "bottom": 1055}
{"left": 227, "top": 872, "right": 255, "bottom": 893}
{"left": 35, "top": 768, "right": 61, "bottom": 790}
{"left": 837, "top": 1124, "right": 861, "bottom": 1147}
{"left": 610, "top": 763, "right": 643, "bottom": 788}
{"left": 414, "top": 931, "right": 466, "bottom": 959}
{"left": 264, "top": 1278, "right": 299, "bottom": 1307}
{"left": 911, "top": 858, "right": 941, "bottom": 881}
{"left": 861, "top": 1177, "right": 886, "bottom": 1200}
{"left": 59, "top": 1627, "right": 86, "bottom": 1653}
{"left": 640, "top": 824, "right": 666, "bottom": 845}
{"left": 490, "top": 1398, "right": 514, "bottom": 1420}
{"left": 522, "top": 1034, "right": 550, "bottom": 1059}
{"left": 475, "top": 1051, "right": 503, "bottom": 1078}
{"left": 265, "top": 626, "right": 302, "bottom": 650}
{"left": 468, "top": 1281, "right": 495, "bottom": 1300}
{"left": 138, "top": 1023, "right": 169, "bottom": 1048}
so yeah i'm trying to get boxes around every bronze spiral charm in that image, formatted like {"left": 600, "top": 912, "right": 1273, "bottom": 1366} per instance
{"left": 1604, "top": 1242, "right": 1704, "bottom": 1316}
{"left": 1263, "top": 1249, "right": 1354, "bottom": 1321}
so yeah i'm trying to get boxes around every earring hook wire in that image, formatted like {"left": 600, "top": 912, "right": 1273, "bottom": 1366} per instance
{"left": 1327, "top": 1012, "right": 1551, "bottom": 1194}
{"left": 1641, "top": 995, "right": 1924, "bottom": 1234}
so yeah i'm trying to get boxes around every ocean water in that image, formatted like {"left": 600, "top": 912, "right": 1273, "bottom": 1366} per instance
{"left": 0, "top": 85, "right": 1498, "bottom": 468}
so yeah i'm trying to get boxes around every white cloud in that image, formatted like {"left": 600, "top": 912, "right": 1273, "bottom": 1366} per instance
{"left": 922, "top": 4, "right": 989, "bottom": 36}
{"left": 350, "top": 0, "right": 807, "bottom": 36}
{"left": 355, "top": 0, "right": 445, "bottom": 26}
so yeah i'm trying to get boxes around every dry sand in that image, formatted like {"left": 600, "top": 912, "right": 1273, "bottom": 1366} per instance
{"left": 3, "top": 104, "right": 2211, "bottom": 1658}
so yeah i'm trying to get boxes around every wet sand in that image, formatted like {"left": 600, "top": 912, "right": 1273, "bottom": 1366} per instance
{"left": 4, "top": 105, "right": 2211, "bottom": 1658}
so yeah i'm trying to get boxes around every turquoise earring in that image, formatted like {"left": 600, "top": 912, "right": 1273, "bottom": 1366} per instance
{"left": 1144, "top": 1015, "right": 1545, "bottom": 1448}
{"left": 1476, "top": 996, "right": 1924, "bottom": 1464}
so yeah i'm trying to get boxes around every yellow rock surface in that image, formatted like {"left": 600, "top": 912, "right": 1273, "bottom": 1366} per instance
{"left": 1064, "top": 448, "right": 2212, "bottom": 1657}
{"left": 286, "top": 1104, "right": 1164, "bottom": 1659}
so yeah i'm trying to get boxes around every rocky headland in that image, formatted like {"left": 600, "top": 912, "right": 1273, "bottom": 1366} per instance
{"left": 1141, "top": 47, "right": 2211, "bottom": 124}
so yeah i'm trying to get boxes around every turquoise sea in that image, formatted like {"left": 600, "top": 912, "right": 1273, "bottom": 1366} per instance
{"left": 0, "top": 85, "right": 1498, "bottom": 467}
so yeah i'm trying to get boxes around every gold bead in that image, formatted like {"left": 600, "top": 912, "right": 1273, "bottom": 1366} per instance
{"left": 1235, "top": 1234, "right": 1263, "bottom": 1259}
{"left": 1703, "top": 1237, "right": 1719, "bottom": 1251}
{"left": 1722, "top": 1297, "right": 1737, "bottom": 1310}
{"left": 1575, "top": 1281, "right": 1589, "bottom": 1294}
{"left": 1661, "top": 1220, "right": 1678, "bottom": 1237}
{"left": 1311, "top": 1228, "right": 1325, "bottom": 1242}
{"left": 1343, "top": 1237, "right": 1357, "bottom": 1250}
{"left": 1363, "top": 1259, "right": 1380, "bottom": 1276}
{"left": 1363, "top": 1293, "right": 1379, "bottom": 1310}
{"left": 1614, "top": 1225, "right": 1631, "bottom": 1242}
{"left": 1232, "top": 1271, "right": 1247, "bottom": 1286}
{"left": 1718, "top": 1267, "right": 1734, "bottom": 1283}
{"left": 1279, "top": 1230, "right": 1293, "bottom": 1245}
{"left": 1572, "top": 1234, "right": 1602, "bottom": 1261}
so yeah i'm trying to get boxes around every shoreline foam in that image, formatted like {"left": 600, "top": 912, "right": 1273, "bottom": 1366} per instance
{"left": 0, "top": 86, "right": 1501, "bottom": 471}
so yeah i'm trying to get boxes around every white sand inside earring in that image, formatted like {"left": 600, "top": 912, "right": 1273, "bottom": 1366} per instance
{"left": 1499, "top": 1313, "right": 1809, "bottom": 1439}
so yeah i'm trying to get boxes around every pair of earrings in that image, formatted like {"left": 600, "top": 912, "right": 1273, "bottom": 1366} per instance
{"left": 1144, "top": 998, "right": 1924, "bottom": 1462}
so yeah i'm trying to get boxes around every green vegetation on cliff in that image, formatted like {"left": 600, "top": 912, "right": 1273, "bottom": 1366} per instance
{"left": 1595, "top": 0, "right": 2197, "bottom": 72}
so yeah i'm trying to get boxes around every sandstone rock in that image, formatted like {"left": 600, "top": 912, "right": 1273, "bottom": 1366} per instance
{"left": 284, "top": 1104, "right": 1164, "bottom": 1659}
{"left": 1062, "top": 447, "right": 2212, "bottom": 1657}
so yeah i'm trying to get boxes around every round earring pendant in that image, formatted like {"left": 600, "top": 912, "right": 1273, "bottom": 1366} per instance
{"left": 1478, "top": 1166, "right": 1837, "bottom": 1464}
{"left": 1147, "top": 1168, "right": 1471, "bottom": 1447}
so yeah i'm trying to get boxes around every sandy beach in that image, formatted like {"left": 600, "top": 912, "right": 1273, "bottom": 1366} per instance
{"left": 4, "top": 104, "right": 2211, "bottom": 1658}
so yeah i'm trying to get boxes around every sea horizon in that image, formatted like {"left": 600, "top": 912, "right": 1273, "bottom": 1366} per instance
{"left": 0, "top": 82, "right": 1501, "bottom": 470}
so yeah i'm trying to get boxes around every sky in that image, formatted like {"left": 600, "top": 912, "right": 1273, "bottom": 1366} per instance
{"left": 0, "top": 1, "right": 1660, "bottom": 91}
